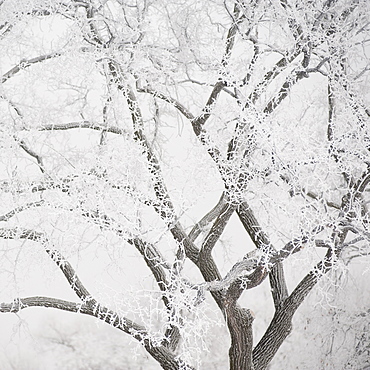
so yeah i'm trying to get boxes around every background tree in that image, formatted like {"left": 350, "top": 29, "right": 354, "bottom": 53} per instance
{"left": 0, "top": 0, "right": 369, "bottom": 369}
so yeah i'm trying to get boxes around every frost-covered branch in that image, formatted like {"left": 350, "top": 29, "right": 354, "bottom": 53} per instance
{"left": 0, "top": 200, "right": 45, "bottom": 221}
{"left": 0, "top": 296, "right": 147, "bottom": 340}
{"left": 17, "top": 138, "right": 46, "bottom": 174}
{"left": 263, "top": 69, "right": 309, "bottom": 114}
{"left": 280, "top": 174, "right": 341, "bottom": 209}
{"left": 188, "top": 192, "right": 227, "bottom": 242}
{"left": 109, "top": 65, "right": 177, "bottom": 222}
{"left": 0, "top": 295, "right": 189, "bottom": 370}
{"left": 0, "top": 227, "right": 191, "bottom": 369}
{"left": 1, "top": 52, "right": 62, "bottom": 83}
{"left": 0, "top": 227, "right": 92, "bottom": 301}
{"left": 136, "top": 85, "right": 195, "bottom": 121}
{"left": 237, "top": 201, "right": 289, "bottom": 309}
{"left": 199, "top": 202, "right": 236, "bottom": 258}
{"left": 39, "top": 121, "right": 128, "bottom": 136}
{"left": 199, "top": 225, "right": 323, "bottom": 295}
{"left": 252, "top": 246, "right": 339, "bottom": 370}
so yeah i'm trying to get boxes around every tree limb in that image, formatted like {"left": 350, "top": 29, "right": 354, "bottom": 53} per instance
{"left": 0, "top": 227, "right": 191, "bottom": 370}
{"left": 136, "top": 85, "right": 195, "bottom": 121}
{"left": 252, "top": 247, "right": 337, "bottom": 370}
{"left": 237, "top": 202, "right": 288, "bottom": 309}
{"left": 39, "top": 121, "right": 128, "bottom": 136}
{"left": 17, "top": 138, "right": 46, "bottom": 174}
{"left": 188, "top": 192, "right": 227, "bottom": 242}
{"left": 0, "top": 227, "right": 92, "bottom": 301}
{"left": 1, "top": 52, "right": 62, "bottom": 84}
{"left": 0, "top": 200, "right": 45, "bottom": 221}
{"left": 0, "top": 296, "right": 189, "bottom": 370}
{"left": 199, "top": 203, "right": 236, "bottom": 257}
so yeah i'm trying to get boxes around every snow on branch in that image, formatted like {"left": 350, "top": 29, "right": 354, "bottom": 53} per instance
{"left": 136, "top": 85, "right": 195, "bottom": 121}
{"left": 0, "top": 296, "right": 85, "bottom": 314}
{"left": 188, "top": 192, "right": 227, "bottom": 242}
{"left": 1, "top": 52, "right": 62, "bottom": 84}
{"left": 0, "top": 228, "right": 190, "bottom": 369}
{"left": 0, "top": 295, "right": 186, "bottom": 368}
{"left": 0, "top": 200, "right": 45, "bottom": 221}
{"left": 0, "top": 227, "right": 92, "bottom": 301}
{"left": 39, "top": 121, "right": 129, "bottom": 136}
{"left": 0, "top": 295, "right": 148, "bottom": 339}
{"left": 17, "top": 138, "right": 46, "bottom": 174}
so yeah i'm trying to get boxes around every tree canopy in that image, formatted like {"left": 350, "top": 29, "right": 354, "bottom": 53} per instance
{"left": 0, "top": 0, "right": 369, "bottom": 369}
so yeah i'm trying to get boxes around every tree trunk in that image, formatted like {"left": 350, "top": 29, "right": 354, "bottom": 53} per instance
{"left": 225, "top": 300, "right": 255, "bottom": 370}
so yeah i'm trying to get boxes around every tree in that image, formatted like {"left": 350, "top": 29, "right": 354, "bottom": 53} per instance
{"left": 0, "top": 0, "right": 369, "bottom": 369}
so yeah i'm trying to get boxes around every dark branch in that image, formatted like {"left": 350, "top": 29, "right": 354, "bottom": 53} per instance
{"left": 137, "top": 86, "right": 195, "bottom": 121}
{"left": 252, "top": 248, "right": 337, "bottom": 370}
{"left": 199, "top": 203, "right": 236, "bottom": 257}
{"left": 0, "top": 201, "right": 45, "bottom": 221}
{"left": 0, "top": 227, "right": 92, "bottom": 301}
{"left": 263, "top": 70, "right": 309, "bottom": 114}
{"left": 39, "top": 121, "right": 128, "bottom": 136}
{"left": 17, "top": 139, "right": 46, "bottom": 173}
{"left": 237, "top": 202, "right": 289, "bottom": 309}
{"left": 188, "top": 192, "right": 227, "bottom": 242}
{"left": 1, "top": 52, "right": 62, "bottom": 84}
{"left": 0, "top": 227, "right": 190, "bottom": 369}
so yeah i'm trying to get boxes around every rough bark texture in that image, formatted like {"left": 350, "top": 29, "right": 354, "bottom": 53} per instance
{"left": 252, "top": 249, "right": 338, "bottom": 369}
{"left": 226, "top": 302, "right": 255, "bottom": 370}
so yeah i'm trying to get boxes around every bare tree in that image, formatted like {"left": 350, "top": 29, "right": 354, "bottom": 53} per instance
{"left": 0, "top": 0, "right": 369, "bottom": 369}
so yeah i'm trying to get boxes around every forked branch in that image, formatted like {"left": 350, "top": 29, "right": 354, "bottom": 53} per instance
{"left": 0, "top": 296, "right": 188, "bottom": 370}
{"left": 237, "top": 202, "right": 289, "bottom": 309}
{"left": 0, "top": 227, "right": 191, "bottom": 370}
{"left": 252, "top": 247, "right": 338, "bottom": 370}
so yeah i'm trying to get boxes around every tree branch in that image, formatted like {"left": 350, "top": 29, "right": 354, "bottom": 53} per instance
{"left": 187, "top": 4, "right": 243, "bottom": 161}
{"left": 0, "top": 296, "right": 150, "bottom": 347}
{"left": 191, "top": 2, "right": 242, "bottom": 131}
{"left": 252, "top": 248, "right": 337, "bottom": 370}
{"left": 0, "top": 296, "right": 189, "bottom": 370}
{"left": 0, "top": 227, "right": 191, "bottom": 369}
{"left": 263, "top": 69, "right": 309, "bottom": 114}
{"left": 0, "top": 200, "right": 45, "bottom": 221}
{"left": 1, "top": 52, "right": 62, "bottom": 84}
{"left": 127, "top": 237, "right": 170, "bottom": 297}
{"left": 111, "top": 66, "right": 177, "bottom": 223}
{"left": 200, "top": 223, "right": 323, "bottom": 297}
{"left": 237, "top": 202, "right": 288, "bottom": 309}
{"left": 253, "top": 191, "right": 352, "bottom": 370}
{"left": 188, "top": 192, "right": 227, "bottom": 242}
{"left": 0, "top": 97, "right": 47, "bottom": 175}
{"left": 136, "top": 85, "right": 195, "bottom": 121}
{"left": 199, "top": 203, "right": 236, "bottom": 257}
{"left": 0, "top": 227, "right": 92, "bottom": 301}
{"left": 39, "top": 121, "right": 128, "bottom": 136}
{"left": 248, "top": 51, "right": 301, "bottom": 106}
{"left": 77, "top": 208, "right": 174, "bottom": 308}
{"left": 17, "top": 138, "right": 46, "bottom": 174}
{"left": 280, "top": 174, "right": 341, "bottom": 209}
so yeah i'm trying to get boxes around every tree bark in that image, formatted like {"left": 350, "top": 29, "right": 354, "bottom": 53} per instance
{"left": 225, "top": 299, "right": 254, "bottom": 370}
